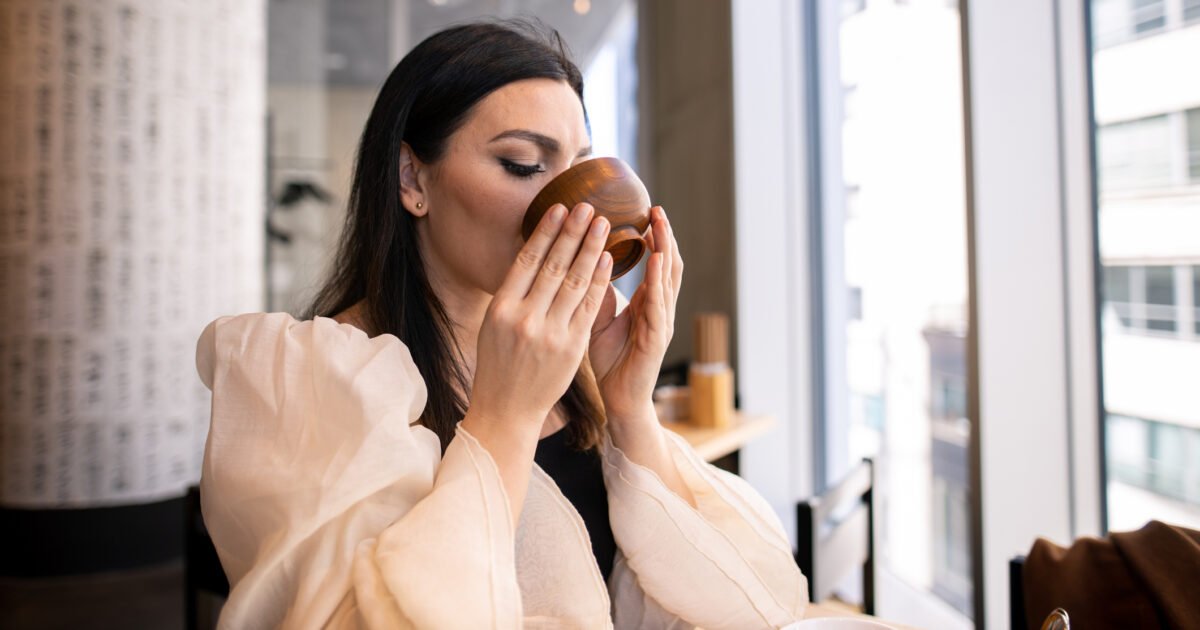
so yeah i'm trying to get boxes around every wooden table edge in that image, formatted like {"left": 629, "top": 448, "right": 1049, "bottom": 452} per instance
{"left": 661, "top": 412, "right": 777, "bottom": 462}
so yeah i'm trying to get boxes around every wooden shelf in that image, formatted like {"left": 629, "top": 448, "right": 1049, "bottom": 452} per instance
{"left": 661, "top": 412, "right": 777, "bottom": 462}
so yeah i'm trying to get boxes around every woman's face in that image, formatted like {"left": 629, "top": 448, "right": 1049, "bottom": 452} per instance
{"left": 406, "top": 78, "right": 592, "bottom": 296}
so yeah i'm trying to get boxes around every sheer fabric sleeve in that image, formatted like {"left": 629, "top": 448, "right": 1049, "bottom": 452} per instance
{"left": 197, "top": 314, "right": 521, "bottom": 629}
{"left": 602, "top": 429, "right": 808, "bottom": 629}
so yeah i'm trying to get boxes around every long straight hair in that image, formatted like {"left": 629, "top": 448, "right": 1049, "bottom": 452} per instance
{"left": 308, "top": 20, "right": 606, "bottom": 451}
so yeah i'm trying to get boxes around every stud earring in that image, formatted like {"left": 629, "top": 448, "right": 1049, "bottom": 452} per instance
{"left": 415, "top": 202, "right": 424, "bottom": 210}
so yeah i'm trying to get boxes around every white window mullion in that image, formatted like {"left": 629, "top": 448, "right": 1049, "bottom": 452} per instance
{"left": 1058, "top": 0, "right": 1104, "bottom": 541}
{"left": 961, "top": 0, "right": 1079, "bottom": 627}
{"left": 731, "top": 0, "right": 814, "bottom": 537}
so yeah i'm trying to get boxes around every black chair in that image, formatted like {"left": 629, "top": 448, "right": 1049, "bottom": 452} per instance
{"left": 1010, "top": 555, "right": 1028, "bottom": 630}
{"left": 795, "top": 458, "right": 875, "bottom": 614}
{"left": 1011, "top": 555, "right": 1073, "bottom": 630}
{"left": 184, "top": 485, "right": 229, "bottom": 630}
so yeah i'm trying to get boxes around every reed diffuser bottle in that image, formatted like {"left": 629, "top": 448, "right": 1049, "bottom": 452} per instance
{"left": 688, "top": 313, "right": 734, "bottom": 429}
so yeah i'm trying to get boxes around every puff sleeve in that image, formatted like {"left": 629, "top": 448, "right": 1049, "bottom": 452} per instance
{"left": 602, "top": 430, "right": 809, "bottom": 629}
{"left": 197, "top": 313, "right": 521, "bottom": 629}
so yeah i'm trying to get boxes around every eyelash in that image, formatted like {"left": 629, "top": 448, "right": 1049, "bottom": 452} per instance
{"left": 500, "top": 158, "right": 545, "bottom": 179}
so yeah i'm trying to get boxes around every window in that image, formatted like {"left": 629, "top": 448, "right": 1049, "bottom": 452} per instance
{"left": 1092, "top": 0, "right": 1168, "bottom": 48}
{"left": 1107, "top": 415, "right": 1151, "bottom": 488}
{"left": 829, "top": 1, "right": 973, "bottom": 624}
{"left": 1106, "top": 415, "right": 1200, "bottom": 530}
{"left": 1097, "top": 115, "right": 1173, "bottom": 192}
{"left": 1133, "top": 0, "right": 1166, "bottom": 35}
{"left": 1194, "top": 266, "right": 1200, "bottom": 335}
{"left": 1144, "top": 266, "right": 1176, "bottom": 332}
{"left": 1102, "top": 265, "right": 1190, "bottom": 335}
{"left": 932, "top": 477, "right": 971, "bottom": 612}
{"left": 1103, "top": 266, "right": 1133, "bottom": 326}
{"left": 848, "top": 286, "right": 864, "bottom": 320}
{"left": 1092, "top": 0, "right": 1200, "bottom": 533}
{"left": 1188, "top": 108, "right": 1200, "bottom": 182}
{"left": 1186, "top": 0, "right": 1200, "bottom": 24}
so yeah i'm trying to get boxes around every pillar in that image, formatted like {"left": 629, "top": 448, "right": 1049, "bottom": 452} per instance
{"left": 0, "top": 0, "right": 265, "bottom": 576}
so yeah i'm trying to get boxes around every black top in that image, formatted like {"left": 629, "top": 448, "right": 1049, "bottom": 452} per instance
{"left": 533, "top": 428, "right": 617, "bottom": 581}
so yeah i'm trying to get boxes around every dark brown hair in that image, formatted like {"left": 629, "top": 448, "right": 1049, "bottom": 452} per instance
{"left": 308, "top": 19, "right": 606, "bottom": 451}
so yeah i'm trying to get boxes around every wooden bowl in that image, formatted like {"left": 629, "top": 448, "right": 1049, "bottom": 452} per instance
{"left": 522, "top": 157, "right": 652, "bottom": 280}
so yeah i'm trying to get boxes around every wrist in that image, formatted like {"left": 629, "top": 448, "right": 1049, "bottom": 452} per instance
{"left": 461, "top": 407, "right": 543, "bottom": 445}
{"left": 604, "top": 399, "right": 659, "bottom": 437}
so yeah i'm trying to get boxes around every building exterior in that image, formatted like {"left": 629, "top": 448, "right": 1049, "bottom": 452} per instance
{"left": 1091, "top": 0, "right": 1200, "bottom": 532}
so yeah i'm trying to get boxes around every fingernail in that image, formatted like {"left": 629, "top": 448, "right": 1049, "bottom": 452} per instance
{"left": 591, "top": 217, "right": 609, "bottom": 236}
{"left": 600, "top": 252, "right": 612, "bottom": 268}
{"left": 549, "top": 205, "right": 566, "bottom": 224}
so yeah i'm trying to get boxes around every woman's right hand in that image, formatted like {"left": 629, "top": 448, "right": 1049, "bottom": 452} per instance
{"left": 468, "top": 202, "right": 612, "bottom": 431}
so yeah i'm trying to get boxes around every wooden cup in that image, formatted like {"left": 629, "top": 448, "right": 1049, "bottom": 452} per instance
{"left": 521, "top": 157, "right": 652, "bottom": 280}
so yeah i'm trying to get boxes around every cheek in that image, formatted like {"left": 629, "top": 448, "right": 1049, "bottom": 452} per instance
{"left": 448, "top": 178, "right": 531, "bottom": 249}
{"left": 438, "top": 173, "right": 542, "bottom": 286}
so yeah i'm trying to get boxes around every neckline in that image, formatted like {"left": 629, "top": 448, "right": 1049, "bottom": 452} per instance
{"left": 539, "top": 425, "right": 569, "bottom": 443}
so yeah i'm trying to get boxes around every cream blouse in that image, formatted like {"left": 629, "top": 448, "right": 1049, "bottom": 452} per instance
{"left": 196, "top": 312, "right": 808, "bottom": 629}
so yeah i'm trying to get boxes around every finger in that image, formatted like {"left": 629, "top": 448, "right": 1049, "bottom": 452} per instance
{"left": 646, "top": 207, "right": 671, "bottom": 319}
{"left": 526, "top": 203, "right": 595, "bottom": 309}
{"left": 572, "top": 251, "right": 613, "bottom": 333}
{"left": 497, "top": 204, "right": 567, "bottom": 300}
{"left": 549, "top": 214, "right": 610, "bottom": 324}
{"left": 644, "top": 253, "right": 668, "bottom": 336}
{"left": 669, "top": 218, "right": 684, "bottom": 295}
{"left": 664, "top": 210, "right": 683, "bottom": 311}
{"left": 652, "top": 208, "right": 673, "bottom": 311}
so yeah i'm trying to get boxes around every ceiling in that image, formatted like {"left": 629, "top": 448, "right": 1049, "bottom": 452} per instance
{"left": 269, "top": 0, "right": 630, "bottom": 87}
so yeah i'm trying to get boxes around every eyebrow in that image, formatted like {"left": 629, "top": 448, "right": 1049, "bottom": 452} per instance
{"left": 489, "top": 129, "right": 592, "bottom": 159}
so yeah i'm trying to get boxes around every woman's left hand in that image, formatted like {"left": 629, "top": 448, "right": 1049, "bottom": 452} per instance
{"left": 588, "top": 206, "right": 683, "bottom": 425}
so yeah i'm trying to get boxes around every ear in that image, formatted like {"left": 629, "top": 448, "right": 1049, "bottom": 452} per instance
{"left": 399, "top": 142, "right": 428, "bottom": 217}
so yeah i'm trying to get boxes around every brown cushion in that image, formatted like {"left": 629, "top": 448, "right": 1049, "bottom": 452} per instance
{"left": 1023, "top": 520, "right": 1200, "bottom": 630}
{"left": 1111, "top": 521, "right": 1200, "bottom": 630}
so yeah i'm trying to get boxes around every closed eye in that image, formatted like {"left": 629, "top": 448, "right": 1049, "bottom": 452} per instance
{"left": 500, "top": 158, "right": 545, "bottom": 179}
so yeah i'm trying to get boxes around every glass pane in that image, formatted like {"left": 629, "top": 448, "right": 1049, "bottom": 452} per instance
{"left": 1188, "top": 108, "right": 1200, "bottom": 182}
{"left": 833, "top": 1, "right": 972, "bottom": 624}
{"left": 1092, "top": 0, "right": 1129, "bottom": 48}
{"left": 1187, "top": 0, "right": 1200, "bottom": 24}
{"left": 1104, "top": 266, "right": 1131, "bottom": 302}
{"left": 1103, "top": 266, "right": 1131, "bottom": 329}
{"left": 1133, "top": 0, "right": 1166, "bottom": 34}
{"left": 1097, "top": 115, "right": 1173, "bottom": 192}
{"left": 1093, "top": 0, "right": 1169, "bottom": 47}
{"left": 1107, "top": 415, "right": 1150, "bottom": 487}
{"left": 1144, "top": 266, "right": 1176, "bottom": 331}
{"left": 1194, "top": 266, "right": 1200, "bottom": 336}
{"left": 1090, "top": 0, "right": 1200, "bottom": 532}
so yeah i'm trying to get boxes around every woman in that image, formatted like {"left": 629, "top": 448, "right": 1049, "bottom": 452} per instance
{"left": 197, "top": 20, "right": 806, "bottom": 629}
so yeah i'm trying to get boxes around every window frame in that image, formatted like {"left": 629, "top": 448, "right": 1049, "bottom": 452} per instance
{"left": 732, "top": 1, "right": 1105, "bottom": 628}
{"left": 959, "top": 1, "right": 1104, "bottom": 627}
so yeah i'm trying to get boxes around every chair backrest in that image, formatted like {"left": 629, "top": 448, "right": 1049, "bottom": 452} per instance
{"left": 1010, "top": 555, "right": 1028, "bottom": 630}
{"left": 795, "top": 458, "right": 875, "bottom": 614}
{"left": 184, "top": 485, "right": 229, "bottom": 630}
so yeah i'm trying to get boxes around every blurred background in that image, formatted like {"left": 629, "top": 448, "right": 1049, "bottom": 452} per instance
{"left": 0, "top": 0, "right": 1196, "bottom": 628}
